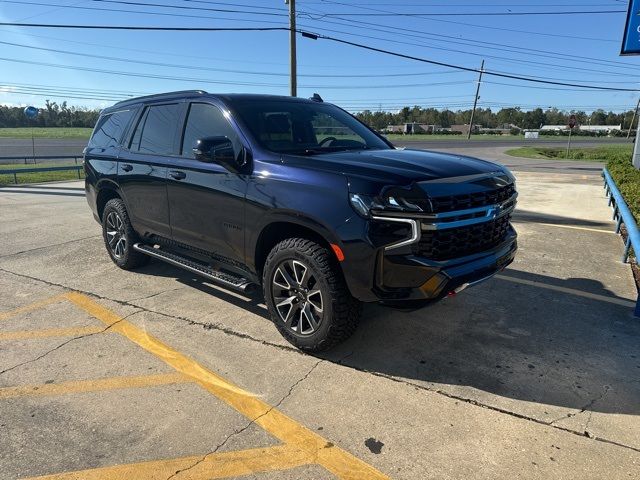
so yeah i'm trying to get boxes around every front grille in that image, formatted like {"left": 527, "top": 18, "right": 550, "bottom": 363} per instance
{"left": 428, "top": 183, "right": 516, "bottom": 213}
{"left": 413, "top": 214, "right": 512, "bottom": 260}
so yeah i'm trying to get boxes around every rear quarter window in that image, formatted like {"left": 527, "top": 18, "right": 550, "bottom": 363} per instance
{"left": 130, "top": 103, "right": 181, "bottom": 155}
{"left": 89, "top": 109, "right": 135, "bottom": 149}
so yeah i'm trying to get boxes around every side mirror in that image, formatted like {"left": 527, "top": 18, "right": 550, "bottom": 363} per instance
{"left": 193, "top": 136, "right": 237, "bottom": 171}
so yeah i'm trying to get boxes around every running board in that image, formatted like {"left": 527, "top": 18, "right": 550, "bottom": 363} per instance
{"left": 133, "top": 243, "right": 257, "bottom": 293}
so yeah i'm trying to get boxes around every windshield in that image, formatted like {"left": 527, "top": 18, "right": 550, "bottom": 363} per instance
{"left": 231, "top": 99, "right": 390, "bottom": 155}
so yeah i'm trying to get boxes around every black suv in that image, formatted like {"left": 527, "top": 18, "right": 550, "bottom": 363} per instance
{"left": 85, "top": 91, "right": 517, "bottom": 351}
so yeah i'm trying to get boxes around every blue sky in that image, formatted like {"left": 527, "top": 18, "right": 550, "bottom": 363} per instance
{"left": 0, "top": 0, "right": 639, "bottom": 113}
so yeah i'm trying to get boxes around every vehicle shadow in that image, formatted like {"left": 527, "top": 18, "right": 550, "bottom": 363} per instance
{"left": 512, "top": 209, "right": 613, "bottom": 229}
{"left": 321, "top": 269, "right": 640, "bottom": 416}
{"left": 134, "top": 260, "right": 270, "bottom": 320}
{"left": 135, "top": 260, "right": 640, "bottom": 415}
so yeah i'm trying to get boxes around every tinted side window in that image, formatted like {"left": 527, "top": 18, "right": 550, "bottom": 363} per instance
{"left": 181, "top": 103, "right": 241, "bottom": 157}
{"left": 131, "top": 104, "right": 180, "bottom": 155}
{"left": 89, "top": 109, "right": 134, "bottom": 149}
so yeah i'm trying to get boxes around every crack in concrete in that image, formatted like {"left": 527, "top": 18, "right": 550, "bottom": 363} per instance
{"left": 127, "top": 287, "right": 185, "bottom": 303}
{"left": 0, "top": 266, "right": 298, "bottom": 354}
{"left": 2, "top": 267, "right": 639, "bottom": 454}
{"left": 165, "top": 358, "right": 324, "bottom": 480}
{"left": 0, "top": 235, "right": 101, "bottom": 259}
{"left": 0, "top": 310, "right": 139, "bottom": 377}
{"left": 548, "top": 385, "right": 611, "bottom": 426}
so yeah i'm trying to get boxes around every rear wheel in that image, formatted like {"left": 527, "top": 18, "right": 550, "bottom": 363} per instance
{"left": 102, "top": 198, "right": 148, "bottom": 270}
{"left": 263, "top": 238, "right": 361, "bottom": 352}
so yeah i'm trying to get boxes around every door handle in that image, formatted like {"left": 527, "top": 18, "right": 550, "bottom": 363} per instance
{"left": 121, "top": 163, "right": 133, "bottom": 172}
{"left": 169, "top": 170, "right": 186, "bottom": 180}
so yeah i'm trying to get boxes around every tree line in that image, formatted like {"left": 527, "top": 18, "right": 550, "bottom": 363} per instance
{"left": 0, "top": 101, "right": 635, "bottom": 132}
{"left": 0, "top": 100, "right": 100, "bottom": 128}
{"left": 354, "top": 106, "right": 633, "bottom": 131}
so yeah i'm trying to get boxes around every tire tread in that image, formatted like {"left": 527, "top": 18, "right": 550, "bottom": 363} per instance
{"left": 263, "top": 238, "right": 361, "bottom": 352}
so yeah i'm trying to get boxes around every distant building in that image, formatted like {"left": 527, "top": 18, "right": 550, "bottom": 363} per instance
{"left": 450, "top": 124, "right": 481, "bottom": 135}
{"left": 384, "top": 123, "right": 444, "bottom": 134}
{"left": 540, "top": 124, "right": 621, "bottom": 133}
{"left": 579, "top": 124, "right": 622, "bottom": 133}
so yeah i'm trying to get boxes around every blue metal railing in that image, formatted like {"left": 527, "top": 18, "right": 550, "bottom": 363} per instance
{"left": 0, "top": 155, "right": 82, "bottom": 165}
{"left": 0, "top": 165, "right": 83, "bottom": 184}
{"left": 602, "top": 167, "right": 640, "bottom": 316}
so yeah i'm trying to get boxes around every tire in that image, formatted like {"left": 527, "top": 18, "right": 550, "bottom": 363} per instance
{"left": 263, "top": 238, "right": 361, "bottom": 352}
{"left": 101, "top": 198, "right": 148, "bottom": 270}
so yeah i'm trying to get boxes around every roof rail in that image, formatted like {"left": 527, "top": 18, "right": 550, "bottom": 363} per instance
{"left": 112, "top": 90, "right": 208, "bottom": 107}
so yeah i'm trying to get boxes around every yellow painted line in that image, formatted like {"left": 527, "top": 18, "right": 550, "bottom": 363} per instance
{"left": 25, "top": 444, "right": 312, "bottom": 480}
{"left": 0, "top": 325, "right": 104, "bottom": 341}
{"left": 496, "top": 275, "right": 636, "bottom": 308}
{"left": 513, "top": 220, "right": 615, "bottom": 234}
{"left": 0, "top": 294, "right": 66, "bottom": 321}
{"left": 0, "top": 372, "right": 191, "bottom": 400}
{"left": 64, "top": 292, "right": 390, "bottom": 480}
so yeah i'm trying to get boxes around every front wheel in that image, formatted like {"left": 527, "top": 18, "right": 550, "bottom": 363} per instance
{"left": 263, "top": 238, "right": 361, "bottom": 352}
{"left": 102, "top": 198, "right": 148, "bottom": 270}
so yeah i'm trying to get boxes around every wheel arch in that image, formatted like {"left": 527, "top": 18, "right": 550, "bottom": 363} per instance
{"left": 253, "top": 219, "right": 339, "bottom": 278}
{"left": 96, "top": 181, "right": 123, "bottom": 221}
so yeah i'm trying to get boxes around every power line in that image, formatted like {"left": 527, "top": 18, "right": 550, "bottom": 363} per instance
{"left": 302, "top": 1, "right": 618, "bottom": 42}
{"left": 0, "top": 22, "right": 289, "bottom": 31}
{"left": 1, "top": 20, "right": 638, "bottom": 92}
{"left": 300, "top": 10, "right": 635, "bottom": 71}
{"left": 308, "top": 32, "right": 640, "bottom": 91}
{"left": 0, "top": 27, "right": 463, "bottom": 70}
{"left": 179, "top": 0, "right": 286, "bottom": 10}
{"left": 4, "top": 0, "right": 625, "bottom": 74}
{"left": 310, "top": 10, "right": 626, "bottom": 17}
{"left": 302, "top": 1, "right": 624, "bottom": 5}
{"left": 0, "top": 39, "right": 463, "bottom": 78}
{"left": 297, "top": 19, "right": 640, "bottom": 80}
{"left": 2, "top": 0, "right": 287, "bottom": 16}
{"left": 0, "top": 1, "right": 288, "bottom": 24}
{"left": 0, "top": 55, "right": 476, "bottom": 89}
{"left": 90, "top": 0, "right": 285, "bottom": 16}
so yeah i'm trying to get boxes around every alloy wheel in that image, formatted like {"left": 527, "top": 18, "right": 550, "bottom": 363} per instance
{"left": 105, "top": 211, "right": 127, "bottom": 259}
{"left": 271, "top": 259, "right": 324, "bottom": 335}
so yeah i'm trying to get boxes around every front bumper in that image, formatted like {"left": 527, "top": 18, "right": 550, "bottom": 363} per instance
{"left": 375, "top": 227, "right": 517, "bottom": 302}
{"left": 338, "top": 222, "right": 517, "bottom": 303}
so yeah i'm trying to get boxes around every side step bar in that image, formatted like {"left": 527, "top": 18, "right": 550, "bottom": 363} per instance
{"left": 133, "top": 243, "right": 257, "bottom": 293}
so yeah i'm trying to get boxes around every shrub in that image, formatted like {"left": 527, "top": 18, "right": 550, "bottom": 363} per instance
{"left": 608, "top": 154, "right": 640, "bottom": 223}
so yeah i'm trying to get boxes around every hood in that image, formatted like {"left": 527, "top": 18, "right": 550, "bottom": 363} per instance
{"left": 283, "top": 148, "right": 507, "bottom": 190}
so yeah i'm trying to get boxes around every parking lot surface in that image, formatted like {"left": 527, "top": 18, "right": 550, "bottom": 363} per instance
{"left": 1, "top": 158, "right": 639, "bottom": 479}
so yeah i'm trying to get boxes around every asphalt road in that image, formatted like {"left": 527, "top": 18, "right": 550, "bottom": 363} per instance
{"left": 393, "top": 137, "right": 631, "bottom": 150}
{"left": 0, "top": 138, "right": 87, "bottom": 162}
{"left": 1, "top": 166, "right": 639, "bottom": 478}
{"left": 0, "top": 137, "right": 630, "bottom": 165}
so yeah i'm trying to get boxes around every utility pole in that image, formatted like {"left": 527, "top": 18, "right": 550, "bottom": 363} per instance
{"left": 286, "top": 0, "right": 297, "bottom": 97}
{"left": 467, "top": 59, "right": 484, "bottom": 140}
{"left": 627, "top": 96, "right": 640, "bottom": 140}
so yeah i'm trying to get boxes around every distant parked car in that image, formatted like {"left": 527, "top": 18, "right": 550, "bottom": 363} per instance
{"left": 84, "top": 91, "right": 517, "bottom": 351}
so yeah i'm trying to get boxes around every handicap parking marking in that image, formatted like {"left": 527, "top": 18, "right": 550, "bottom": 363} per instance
{"left": 0, "top": 325, "right": 104, "bottom": 341}
{"left": 0, "top": 294, "right": 67, "bottom": 321}
{"left": 0, "top": 372, "right": 191, "bottom": 400}
{"left": 0, "top": 292, "right": 391, "bottom": 480}
{"left": 28, "top": 445, "right": 313, "bottom": 480}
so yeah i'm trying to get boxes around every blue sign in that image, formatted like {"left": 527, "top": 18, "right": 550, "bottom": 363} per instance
{"left": 622, "top": 0, "right": 640, "bottom": 55}
{"left": 23, "top": 106, "right": 38, "bottom": 119}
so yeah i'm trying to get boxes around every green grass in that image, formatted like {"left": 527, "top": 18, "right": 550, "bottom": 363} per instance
{"left": 504, "top": 145, "right": 633, "bottom": 162}
{"left": 607, "top": 156, "right": 640, "bottom": 224}
{"left": 0, "top": 127, "right": 92, "bottom": 139}
{"left": 0, "top": 162, "right": 84, "bottom": 186}
{"left": 388, "top": 134, "right": 495, "bottom": 141}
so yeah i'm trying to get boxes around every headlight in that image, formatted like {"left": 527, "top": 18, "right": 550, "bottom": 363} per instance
{"left": 349, "top": 191, "right": 425, "bottom": 218}
{"left": 349, "top": 193, "right": 378, "bottom": 218}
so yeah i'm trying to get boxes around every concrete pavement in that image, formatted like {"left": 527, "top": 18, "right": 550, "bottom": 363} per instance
{"left": 1, "top": 160, "right": 639, "bottom": 479}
